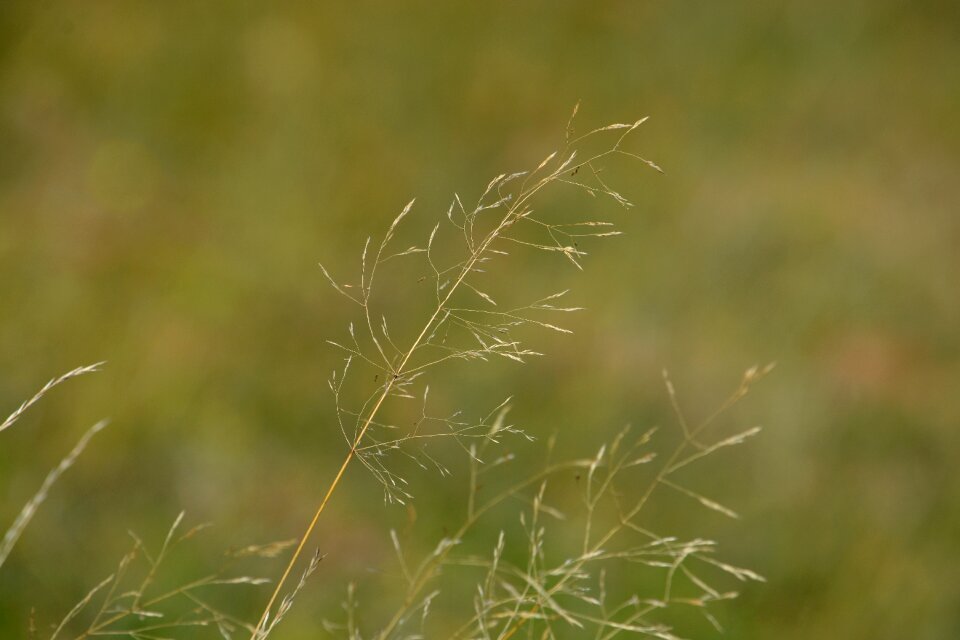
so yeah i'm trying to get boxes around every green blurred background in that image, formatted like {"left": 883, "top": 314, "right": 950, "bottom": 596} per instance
{"left": 1, "top": 1, "right": 958, "bottom": 638}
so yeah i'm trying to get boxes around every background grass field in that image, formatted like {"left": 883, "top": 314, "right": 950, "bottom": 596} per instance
{"left": 1, "top": 1, "right": 958, "bottom": 638}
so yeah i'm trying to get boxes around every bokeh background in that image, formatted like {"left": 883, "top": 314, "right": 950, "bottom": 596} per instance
{"left": 1, "top": 1, "right": 958, "bottom": 638}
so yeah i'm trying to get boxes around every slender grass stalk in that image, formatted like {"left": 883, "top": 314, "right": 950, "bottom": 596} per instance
{"left": 0, "top": 420, "right": 108, "bottom": 570}
{"left": 1, "top": 362, "right": 105, "bottom": 572}
{"left": 1, "top": 362, "right": 103, "bottom": 436}
{"left": 492, "top": 367, "right": 772, "bottom": 640}
{"left": 252, "top": 116, "right": 654, "bottom": 638}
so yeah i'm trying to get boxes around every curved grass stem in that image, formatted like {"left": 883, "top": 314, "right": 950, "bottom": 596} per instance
{"left": 251, "top": 120, "right": 649, "bottom": 638}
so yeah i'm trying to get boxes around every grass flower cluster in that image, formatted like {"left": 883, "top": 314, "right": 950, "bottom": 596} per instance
{"left": 2, "top": 111, "right": 767, "bottom": 639}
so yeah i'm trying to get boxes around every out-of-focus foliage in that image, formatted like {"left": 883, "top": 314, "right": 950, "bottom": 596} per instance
{"left": 1, "top": 1, "right": 957, "bottom": 638}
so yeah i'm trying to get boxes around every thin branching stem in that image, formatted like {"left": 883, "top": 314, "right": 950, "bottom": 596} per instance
{"left": 252, "top": 186, "right": 550, "bottom": 638}
{"left": 492, "top": 368, "right": 771, "bottom": 640}
{"left": 253, "top": 117, "right": 656, "bottom": 638}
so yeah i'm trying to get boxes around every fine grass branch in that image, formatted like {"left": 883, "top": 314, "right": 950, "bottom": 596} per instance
{"left": 1, "top": 363, "right": 107, "bottom": 571}
{"left": 252, "top": 114, "right": 658, "bottom": 638}
{"left": 1, "top": 362, "right": 104, "bottom": 436}
{"left": 0, "top": 420, "right": 108, "bottom": 570}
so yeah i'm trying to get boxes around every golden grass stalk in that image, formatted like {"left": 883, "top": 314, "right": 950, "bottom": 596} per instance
{"left": 251, "top": 114, "right": 654, "bottom": 638}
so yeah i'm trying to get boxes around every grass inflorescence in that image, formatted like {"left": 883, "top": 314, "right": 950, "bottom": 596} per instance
{"left": 4, "top": 111, "right": 767, "bottom": 639}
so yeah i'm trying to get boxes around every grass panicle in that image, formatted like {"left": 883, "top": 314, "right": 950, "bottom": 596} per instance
{"left": 253, "top": 112, "right": 660, "bottom": 637}
{"left": 1, "top": 420, "right": 108, "bottom": 571}
{"left": 1, "top": 362, "right": 104, "bottom": 437}
{"left": 1, "top": 363, "right": 107, "bottom": 571}
{"left": 19, "top": 114, "right": 765, "bottom": 639}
